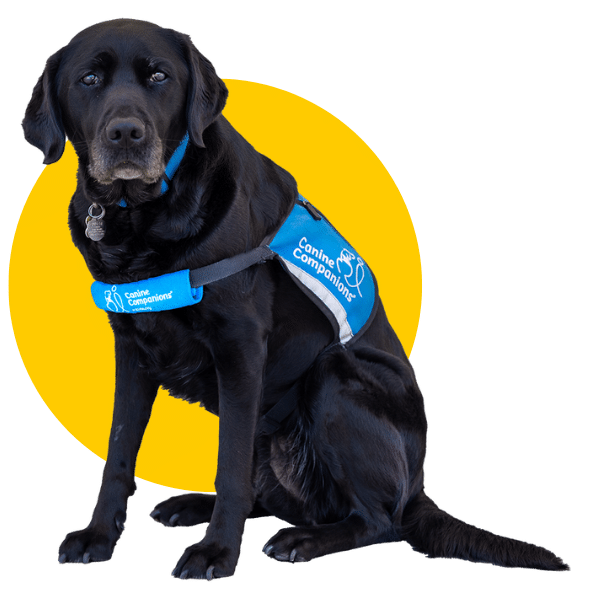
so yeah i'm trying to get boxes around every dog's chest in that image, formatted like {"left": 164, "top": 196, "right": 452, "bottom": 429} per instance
{"left": 119, "top": 310, "right": 220, "bottom": 412}
{"left": 80, "top": 204, "right": 184, "bottom": 284}
{"left": 91, "top": 237, "right": 167, "bottom": 283}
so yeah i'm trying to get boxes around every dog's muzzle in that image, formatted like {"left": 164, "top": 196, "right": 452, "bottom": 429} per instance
{"left": 88, "top": 117, "right": 164, "bottom": 185}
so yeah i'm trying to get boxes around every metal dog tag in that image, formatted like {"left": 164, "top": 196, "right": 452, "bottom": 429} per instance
{"left": 85, "top": 204, "right": 106, "bottom": 241}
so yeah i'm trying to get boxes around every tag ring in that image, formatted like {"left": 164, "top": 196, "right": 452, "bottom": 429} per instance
{"left": 88, "top": 203, "right": 105, "bottom": 219}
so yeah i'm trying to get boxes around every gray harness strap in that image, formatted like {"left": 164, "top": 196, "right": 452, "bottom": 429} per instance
{"left": 189, "top": 245, "right": 276, "bottom": 288}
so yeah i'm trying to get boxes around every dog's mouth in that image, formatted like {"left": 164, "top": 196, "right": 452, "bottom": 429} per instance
{"left": 111, "top": 161, "right": 150, "bottom": 181}
{"left": 89, "top": 161, "right": 162, "bottom": 185}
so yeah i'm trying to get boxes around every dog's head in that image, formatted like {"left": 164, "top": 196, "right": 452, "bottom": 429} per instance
{"left": 23, "top": 19, "right": 227, "bottom": 199}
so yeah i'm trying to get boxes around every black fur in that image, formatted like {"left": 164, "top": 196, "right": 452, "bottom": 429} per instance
{"left": 23, "top": 18, "right": 568, "bottom": 579}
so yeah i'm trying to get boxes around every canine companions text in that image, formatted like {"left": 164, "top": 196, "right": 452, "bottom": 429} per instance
{"left": 23, "top": 19, "right": 568, "bottom": 579}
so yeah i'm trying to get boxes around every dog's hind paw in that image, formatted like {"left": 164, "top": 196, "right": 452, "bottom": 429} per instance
{"left": 151, "top": 493, "right": 215, "bottom": 527}
{"left": 263, "top": 526, "right": 333, "bottom": 563}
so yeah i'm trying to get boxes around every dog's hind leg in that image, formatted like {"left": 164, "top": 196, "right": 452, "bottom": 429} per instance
{"left": 261, "top": 345, "right": 425, "bottom": 563}
{"left": 150, "top": 493, "right": 270, "bottom": 527}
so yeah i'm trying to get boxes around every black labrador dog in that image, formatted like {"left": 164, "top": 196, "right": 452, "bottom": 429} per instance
{"left": 23, "top": 19, "right": 567, "bottom": 579}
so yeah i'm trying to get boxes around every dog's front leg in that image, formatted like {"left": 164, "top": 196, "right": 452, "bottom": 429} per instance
{"left": 58, "top": 335, "right": 158, "bottom": 564}
{"left": 171, "top": 319, "right": 266, "bottom": 581}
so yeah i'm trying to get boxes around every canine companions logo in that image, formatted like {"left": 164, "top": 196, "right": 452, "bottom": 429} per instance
{"left": 91, "top": 270, "right": 202, "bottom": 314}
{"left": 267, "top": 200, "right": 377, "bottom": 345}
{"left": 102, "top": 285, "right": 175, "bottom": 313}
{"left": 292, "top": 237, "right": 364, "bottom": 303}
{"left": 127, "top": 288, "right": 174, "bottom": 311}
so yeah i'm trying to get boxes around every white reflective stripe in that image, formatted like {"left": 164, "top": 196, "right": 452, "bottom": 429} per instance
{"left": 281, "top": 258, "right": 354, "bottom": 344}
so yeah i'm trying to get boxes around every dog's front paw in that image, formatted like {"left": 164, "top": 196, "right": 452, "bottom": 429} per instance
{"left": 58, "top": 517, "right": 124, "bottom": 564}
{"left": 171, "top": 542, "right": 238, "bottom": 580}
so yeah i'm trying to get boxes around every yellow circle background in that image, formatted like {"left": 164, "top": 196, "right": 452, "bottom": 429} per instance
{"left": 10, "top": 80, "right": 421, "bottom": 492}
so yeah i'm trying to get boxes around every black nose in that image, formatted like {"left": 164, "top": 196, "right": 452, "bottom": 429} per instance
{"left": 106, "top": 118, "right": 146, "bottom": 148}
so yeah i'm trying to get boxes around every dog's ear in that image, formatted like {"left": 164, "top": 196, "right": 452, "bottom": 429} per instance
{"left": 22, "top": 48, "right": 66, "bottom": 164}
{"left": 179, "top": 35, "right": 228, "bottom": 148}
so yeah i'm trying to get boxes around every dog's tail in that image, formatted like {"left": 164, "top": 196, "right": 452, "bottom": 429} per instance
{"left": 400, "top": 491, "right": 568, "bottom": 571}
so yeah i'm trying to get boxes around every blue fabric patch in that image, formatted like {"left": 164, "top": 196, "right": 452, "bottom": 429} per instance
{"left": 91, "top": 269, "right": 203, "bottom": 313}
{"left": 269, "top": 198, "right": 376, "bottom": 344}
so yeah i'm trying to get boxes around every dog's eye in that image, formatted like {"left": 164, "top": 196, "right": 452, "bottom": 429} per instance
{"left": 150, "top": 72, "right": 167, "bottom": 83}
{"left": 81, "top": 73, "right": 100, "bottom": 86}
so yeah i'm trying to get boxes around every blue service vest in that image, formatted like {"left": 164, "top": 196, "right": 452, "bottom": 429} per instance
{"left": 91, "top": 197, "right": 377, "bottom": 345}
